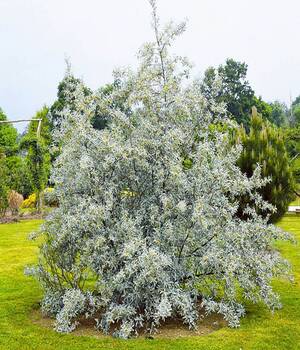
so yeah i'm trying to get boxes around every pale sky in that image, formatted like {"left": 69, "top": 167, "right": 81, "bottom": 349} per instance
{"left": 0, "top": 0, "right": 299, "bottom": 132}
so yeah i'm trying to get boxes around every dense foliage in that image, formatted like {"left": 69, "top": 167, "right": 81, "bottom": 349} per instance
{"left": 49, "top": 65, "right": 92, "bottom": 131}
{"left": 0, "top": 155, "right": 9, "bottom": 217}
{"left": 284, "top": 126, "right": 300, "bottom": 183}
{"left": 269, "top": 101, "right": 289, "bottom": 127}
{"left": 0, "top": 106, "right": 52, "bottom": 214}
{"left": 201, "top": 60, "right": 293, "bottom": 129}
{"left": 0, "top": 109, "right": 20, "bottom": 215}
{"left": 201, "top": 59, "right": 255, "bottom": 126}
{"left": 291, "top": 97, "right": 300, "bottom": 126}
{"left": 28, "top": 3, "right": 292, "bottom": 339}
{"left": 50, "top": 68, "right": 126, "bottom": 132}
{"left": 0, "top": 108, "right": 18, "bottom": 156}
{"left": 10, "top": 106, "right": 51, "bottom": 212}
{"left": 235, "top": 108, "right": 296, "bottom": 222}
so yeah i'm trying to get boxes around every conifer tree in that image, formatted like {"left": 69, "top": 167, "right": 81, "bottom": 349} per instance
{"left": 236, "top": 107, "right": 295, "bottom": 222}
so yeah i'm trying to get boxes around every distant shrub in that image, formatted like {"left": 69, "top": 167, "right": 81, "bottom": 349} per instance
{"left": 0, "top": 157, "right": 9, "bottom": 217}
{"left": 44, "top": 187, "right": 58, "bottom": 207}
{"left": 21, "top": 193, "right": 36, "bottom": 209}
{"left": 0, "top": 187, "right": 8, "bottom": 217}
{"left": 8, "top": 190, "right": 23, "bottom": 215}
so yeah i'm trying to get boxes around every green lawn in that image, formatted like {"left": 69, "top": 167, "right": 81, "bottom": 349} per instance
{"left": 290, "top": 196, "right": 300, "bottom": 206}
{"left": 0, "top": 217, "right": 300, "bottom": 350}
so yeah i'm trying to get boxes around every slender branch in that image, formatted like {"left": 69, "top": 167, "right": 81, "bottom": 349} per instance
{"left": 0, "top": 119, "right": 42, "bottom": 123}
{"left": 294, "top": 189, "right": 300, "bottom": 197}
{"left": 185, "top": 233, "right": 217, "bottom": 258}
{"left": 289, "top": 153, "right": 299, "bottom": 163}
{"left": 150, "top": 0, "right": 167, "bottom": 103}
{"left": 178, "top": 232, "right": 190, "bottom": 261}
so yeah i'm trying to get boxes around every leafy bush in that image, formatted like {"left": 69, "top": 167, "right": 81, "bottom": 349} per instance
{"left": 0, "top": 186, "right": 8, "bottom": 217}
{"left": 28, "top": 2, "right": 292, "bottom": 338}
{"left": 284, "top": 126, "right": 300, "bottom": 184}
{"left": 44, "top": 187, "right": 58, "bottom": 207}
{"left": 8, "top": 190, "right": 23, "bottom": 215}
{"left": 0, "top": 157, "right": 9, "bottom": 217}
{"left": 21, "top": 193, "right": 37, "bottom": 209}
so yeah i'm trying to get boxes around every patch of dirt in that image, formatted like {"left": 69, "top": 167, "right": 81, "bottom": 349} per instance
{"left": 0, "top": 213, "right": 44, "bottom": 224}
{"left": 0, "top": 216, "right": 20, "bottom": 224}
{"left": 30, "top": 309, "right": 226, "bottom": 339}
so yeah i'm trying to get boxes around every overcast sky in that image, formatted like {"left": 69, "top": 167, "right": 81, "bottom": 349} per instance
{"left": 0, "top": 0, "right": 299, "bottom": 132}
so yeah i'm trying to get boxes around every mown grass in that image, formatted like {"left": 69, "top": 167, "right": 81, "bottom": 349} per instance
{"left": 0, "top": 216, "right": 299, "bottom": 350}
{"left": 290, "top": 196, "right": 300, "bottom": 206}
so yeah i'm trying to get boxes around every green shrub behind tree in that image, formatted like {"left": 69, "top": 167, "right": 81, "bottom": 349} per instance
{"left": 20, "top": 107, "right": 51, "bottom": 212}
{"left": 284, "top": 126, "right": 300, "bottom": 184}
{"left": 0, "top": 108, "right": 22, "bottom": 214}
{"left": 0, "top": 156, "right": 9, "bottom": 216}
{"left": 0, "top": 108, "right": 18, "bottom": 156}
{"left": 236, "top": 107, "right": 296, "bottom": 221}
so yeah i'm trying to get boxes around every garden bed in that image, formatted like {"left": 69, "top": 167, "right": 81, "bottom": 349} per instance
{"left": 30, "top": 309, "right": 226, "bottom": 339}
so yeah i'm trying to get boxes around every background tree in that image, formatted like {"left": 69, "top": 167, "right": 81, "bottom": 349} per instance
{"left": 49, "top": 67, "right": 92, "bottom": 130}
{"left": 27, "top": 106, "right": 52, "bottom": 147}
{"left": 0, "top": 108, "right": 18, "bottom": 156}
{"left": 269, "top": 101, "right": 289, "bottom": 127}
{"left": 0, "top": 108, "right": 29, "bottom": 205}
{"left": 201, "top": 59, "right": 288, "bottom": 128}
{"left": 284, "top": 126, "right": 300, "bottom": 184}
{"left": 92, "top": 79, "right": 131, "bottom": 130}
{"left": 0, "top": 155, "right": 9, "bottom": 216}
{"left": 236, "top": 107, "right": 296, "bottom": 221}
{"left": 4, "top": 155, "right": 32, "bottom": 197}
{"left": 282, "top": 95, "right": 300, "bottom": 187}
{"left": 252, "top": 96, "right": 272, "bottom": 122}
{"left": 20, "top": 107, "right": 51, "bottom": 212}
{"left": 202, "top": 59, "right": 254, "bottom": 126}
{"left": 290, "top": 95, "right": 300, "bottom": 126}
{"left": 50, "top": 67, "right": 127, "bottom": 132}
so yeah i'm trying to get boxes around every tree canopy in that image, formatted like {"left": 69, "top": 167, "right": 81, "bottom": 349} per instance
{"left": 27, "top": 3, "right": 292, "bottom": 338}
{"left": 0, "top": 108, "right": 18, "bottom": 156}
{"left": 201, "top": 59, "right": 292, "bottom": 129}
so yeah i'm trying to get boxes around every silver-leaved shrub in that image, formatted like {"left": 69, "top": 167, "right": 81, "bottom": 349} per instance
{"left": 28, "top": 1, "right": 292, "bottom": 338}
